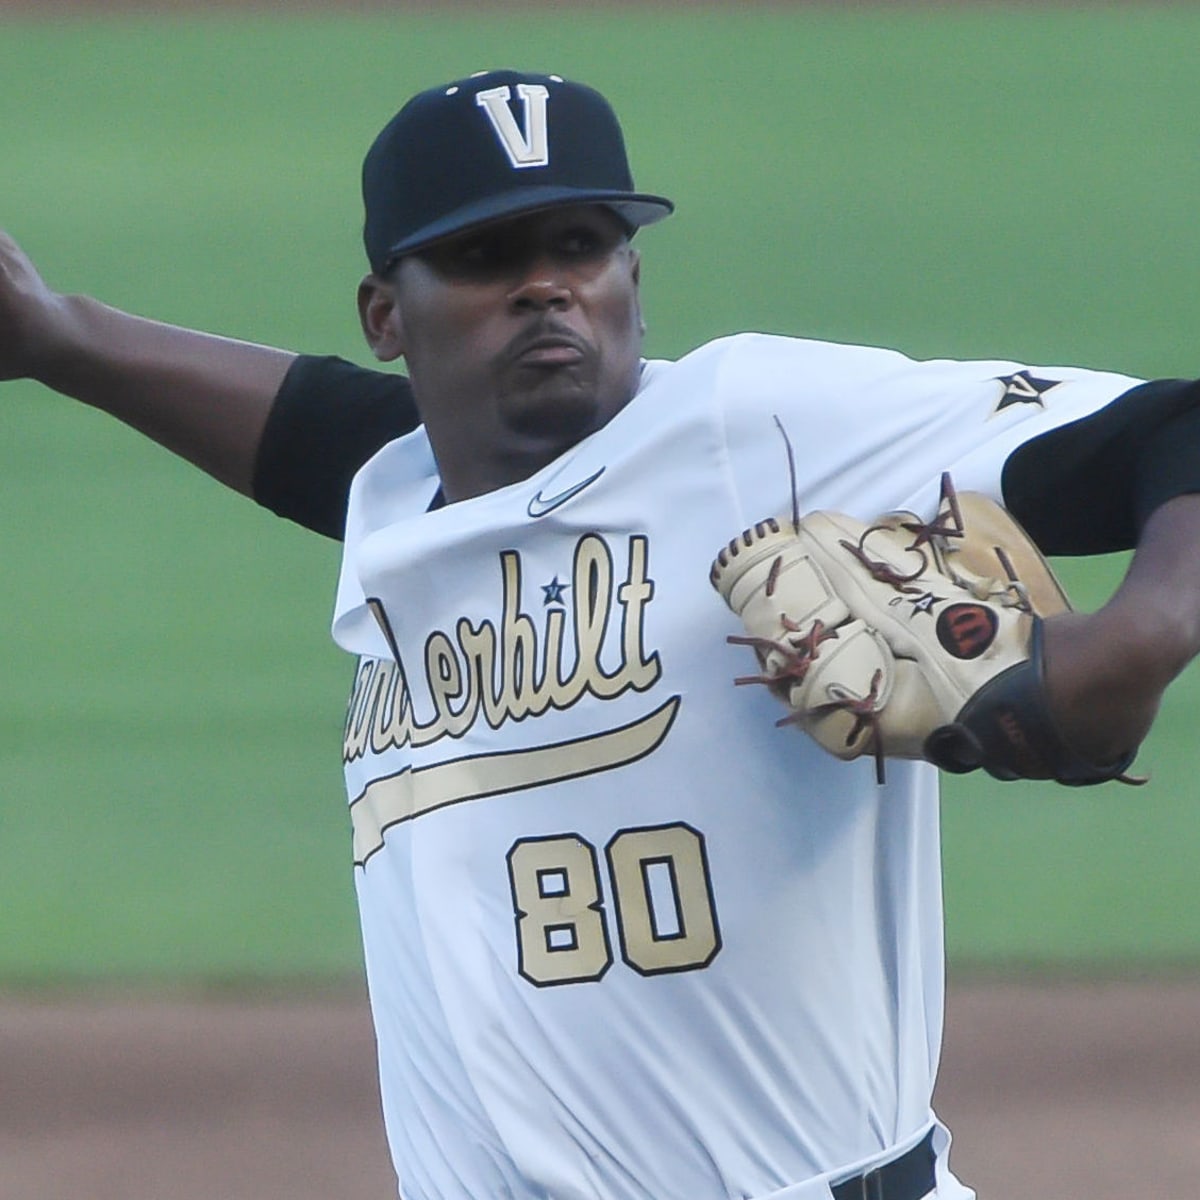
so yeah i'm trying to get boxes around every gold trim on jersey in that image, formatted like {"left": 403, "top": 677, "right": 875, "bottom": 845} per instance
{"left": 349, "top": 695, "right": 680, "bottom": 866}
{"left": 342, "top": 532, "right": 677, "bottom": 866}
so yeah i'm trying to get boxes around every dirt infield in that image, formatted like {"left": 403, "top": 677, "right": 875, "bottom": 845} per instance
{"left": 3, "top": 978, "right": 1198, "bottom": 1199}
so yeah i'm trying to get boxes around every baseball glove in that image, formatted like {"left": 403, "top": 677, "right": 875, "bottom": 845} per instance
{"left": 710, "top": 474, "right": 1139, "bottom": 785}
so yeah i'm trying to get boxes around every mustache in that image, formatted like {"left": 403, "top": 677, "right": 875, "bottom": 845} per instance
{"left": 503, "top": 321, "right": 593, "bottom": 364}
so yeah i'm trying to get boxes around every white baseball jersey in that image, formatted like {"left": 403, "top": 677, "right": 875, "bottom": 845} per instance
{"left": 331, "top": 333, "right": 1141, "bottom": 1200}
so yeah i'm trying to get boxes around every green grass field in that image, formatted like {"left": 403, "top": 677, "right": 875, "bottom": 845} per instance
{"left": 3, "top": 6, "right": 1199, "bottom": 981}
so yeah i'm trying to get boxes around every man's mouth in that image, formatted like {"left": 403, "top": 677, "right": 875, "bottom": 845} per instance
{"left": 508, "top": 327, "right": 590, "bottom": 369}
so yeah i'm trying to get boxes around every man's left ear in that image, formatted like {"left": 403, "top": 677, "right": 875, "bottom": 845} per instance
{"left": 357, "top": 274, "right": 406, "bottom": 362}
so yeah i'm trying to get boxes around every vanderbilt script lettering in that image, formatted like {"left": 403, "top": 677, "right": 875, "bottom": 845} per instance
{"left": 344, "top": 534, "right": 659, "bottom": 762}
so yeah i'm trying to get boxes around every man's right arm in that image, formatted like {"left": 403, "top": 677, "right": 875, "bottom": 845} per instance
{"left": 1, "top": 231, "right": 418, "bottom": 539}
{"left": 1, "top": 230, "right": 296, "bottom": 496}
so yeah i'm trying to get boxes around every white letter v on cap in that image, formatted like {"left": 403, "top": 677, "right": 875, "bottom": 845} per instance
{"left": 475, "top": 84, "right": 550, "bottom": 168}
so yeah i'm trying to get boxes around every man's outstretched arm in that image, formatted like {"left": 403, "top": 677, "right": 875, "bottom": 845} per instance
{"left": 1, "top": 229, "right": 295, "bottom": 496}
{"left": 1043, "top": 492, "right": 1200, "bottom": 771}
{"left": 1002, "top": 378, "right": 1200, "bottom": 772}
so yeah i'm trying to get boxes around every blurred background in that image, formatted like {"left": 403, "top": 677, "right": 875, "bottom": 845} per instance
{"left": 5, "top": 2, "right": 1198, "bottom": 986}
{"left": 2, "top": 3, "right": 1198, "bottom": 1196}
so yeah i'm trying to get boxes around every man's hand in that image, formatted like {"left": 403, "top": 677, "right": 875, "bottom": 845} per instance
{"left": 1042, "top": 493, "right": 1200, "bottom": 767}
{"left": 0, "top": 230, "right": 71, "bottom": 383}
{"left": 0, "top": 228, "right": 296, "bottom": 495}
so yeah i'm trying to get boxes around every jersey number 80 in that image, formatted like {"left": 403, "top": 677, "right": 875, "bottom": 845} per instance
{"left": 507, "top": 822, "right": 721, "bottom": 987}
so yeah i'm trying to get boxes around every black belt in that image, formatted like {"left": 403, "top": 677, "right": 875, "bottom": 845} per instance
{"left": 829, "top": 1130, "right": 936, "bottom": 1200}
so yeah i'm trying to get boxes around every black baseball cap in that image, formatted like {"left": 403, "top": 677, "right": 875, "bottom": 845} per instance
{"left": 362, "top": 69, "right": 675, "bottom": 273}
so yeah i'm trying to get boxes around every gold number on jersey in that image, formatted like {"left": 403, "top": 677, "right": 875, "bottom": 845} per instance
{"left": 507, "top": 823, "right": 720, "bottom": 986}
{"left": 507, "top": 835, "right": 613, "bottom": 986}
{"left": 606, "top": 824, "right": 720, "bottom": 975}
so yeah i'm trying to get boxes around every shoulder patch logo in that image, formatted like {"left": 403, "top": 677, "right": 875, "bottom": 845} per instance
{"left": 475, "top": 83, "right": 551, "bottom": 168}
{"left": 994, "top": 370, "right": 1060, "bottom": 413}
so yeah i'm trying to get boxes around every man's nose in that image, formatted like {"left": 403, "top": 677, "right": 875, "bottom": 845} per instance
{"left": 507, "top": 269, "right": 572, "bottom": 312}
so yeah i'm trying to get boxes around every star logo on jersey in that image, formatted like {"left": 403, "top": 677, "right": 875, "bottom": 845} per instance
{"left": 994, "top": 370, "right": 1060, "bottom": 413}
{"left": 541, "top": 576, "right": 569, "bottom": 605}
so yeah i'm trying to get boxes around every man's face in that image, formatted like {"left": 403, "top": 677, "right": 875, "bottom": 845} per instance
{"left": 373, "top": 205, "right": 644, "bottom": 502}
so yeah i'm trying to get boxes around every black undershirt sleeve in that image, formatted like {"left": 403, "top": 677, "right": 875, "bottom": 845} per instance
{"left": 253, "top": 361, "right": 1200, "bottom": 553}
{"left": 251, "top": 355, "right": 419, "bottom": 540}
{"left": 1001, "top": 378, "right": 1200, "bottom": 556}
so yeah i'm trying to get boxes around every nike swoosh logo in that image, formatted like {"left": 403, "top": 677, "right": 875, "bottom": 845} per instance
{"left": 526, "top": 467, "right": 605, "bottom": 518}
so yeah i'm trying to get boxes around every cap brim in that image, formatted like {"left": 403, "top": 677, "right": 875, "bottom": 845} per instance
{"left": 384, "top": 186, "right": 674, "bottom": 262}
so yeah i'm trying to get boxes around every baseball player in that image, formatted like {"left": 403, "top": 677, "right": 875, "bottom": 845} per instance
{"left": 4, "top": 69, "right": 1200, "bottom": 1200}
